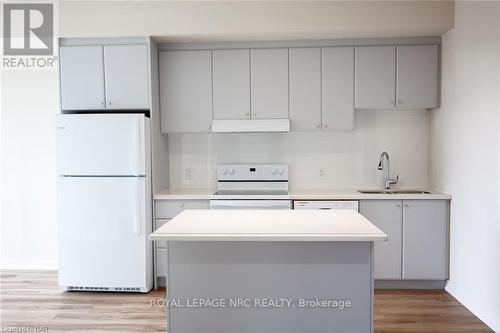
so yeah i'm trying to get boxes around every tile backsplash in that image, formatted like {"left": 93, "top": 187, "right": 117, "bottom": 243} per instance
{"left": 168, "top": 110, "right": 430, "bottom": 190}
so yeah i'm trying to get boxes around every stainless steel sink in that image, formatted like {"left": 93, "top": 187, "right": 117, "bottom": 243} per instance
{"left": 392, "top": 190, "right": 432, "bottom": 194}
{"left": 357, "top": 190, "right": 432, "bottom": 195}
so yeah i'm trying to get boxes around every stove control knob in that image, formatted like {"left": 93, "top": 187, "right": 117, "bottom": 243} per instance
{"left": 229, "top": 168, "right": 235, "bottom": 175}
{"left": 222, "top": 169, "right": 229, "bottom": 175}
{"left": 278, "top": 169, "right": 284, "bottom": 175}
{"left": 271, "top": 169, "right": 277, "bottom": 175}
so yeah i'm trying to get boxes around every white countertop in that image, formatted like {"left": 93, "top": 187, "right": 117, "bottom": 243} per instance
{"left": 154, "top": 188, "right": 451, "bottom": 200}
{"left": 154, "top": 188, "right": 213, "bottom": 200}
{"left": 150, "top": 209, "right": 388, "bottom": 242}
{"left": 291, "top": 188, "right": 451, "bottom": 200}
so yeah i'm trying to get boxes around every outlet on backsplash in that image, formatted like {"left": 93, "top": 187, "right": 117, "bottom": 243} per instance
{"left": 319, "top": 169, "right": 326, "bottom": 180}
{"left": 184, "top": 167, "right": 193, "bottom": 180}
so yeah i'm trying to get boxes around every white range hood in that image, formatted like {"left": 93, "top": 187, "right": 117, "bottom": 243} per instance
{"left": 211, "top": 119, "right": 290, "bottom": 133}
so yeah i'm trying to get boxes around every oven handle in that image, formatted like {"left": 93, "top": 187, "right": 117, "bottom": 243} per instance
{"left": 210, "top": 200, "right": 291, "bottom": 210}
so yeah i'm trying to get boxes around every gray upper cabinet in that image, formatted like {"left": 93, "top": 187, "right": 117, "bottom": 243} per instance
{"left": 212, "top": 49, "right": 251, "bottom": 120}
{"left": 60, "top": 44, "right": 150, "bottom": 111}
{"left": 359, "top": 200, "right": 402, "bottom": 280}
{"left": 355, "top": 44, "right": 439, "bottom": 110}
{"left": 396, "top": 45, "right": 439, "bottom": 109}
{"left": 322, "top": 47, "right": 355, "bottom": 130}
{"left": 103, "top": 44, "right": 150, "bottom": 110}
{"left": 159, "top": 50, "right": 213, "bottom": 133}
{"left": 60, "top": 46, "right": 106, "bottom": 110}
{"left": 250, "top": 48, "right": 289, "bottom": 119}
{"left": 403, "top": 200, "right": 448, "bottom": 280}
{"left": 355, "top": 46, "right": 396, "bottom": 110}
{"left": 289, "top": 48, "right": 321, "bottom": 131}
{"left": 155, "top": 41, "right": 439, "bottom": 133}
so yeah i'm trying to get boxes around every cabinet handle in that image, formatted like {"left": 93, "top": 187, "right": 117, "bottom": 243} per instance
{"left": 324, "top": 124, "right": 328, "bottom": 129}
{"left": 253, "top": 113, "right": 258, "bottom": 117}
{"left": 397, "top": 203, "right": 401, "bottom": 208}
{"left": 178, "top": 203, "right": 184, "bottom": 207}
{"left": 107, "top": 102, "right": 112, "bottom": 106}
{"left": 245, "top": 112, "right": 250, "bottom": 116}
{"left": 99, "top": 102, "right": 104, "bottom": 105}
{"left": 316, "top": 124, "right": 321, "bottom": 129}
{"left": 404, "top": 204, "right": 409, "bottom": 208}
{"left": 390, "top": 100, "right": 396, "bottom": 105}
{"left": 398, "top": 100, "right": 404, "bottom": 105}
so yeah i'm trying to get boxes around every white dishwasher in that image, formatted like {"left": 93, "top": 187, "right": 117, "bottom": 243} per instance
{"left": 294, "top": 200, "right": 359, "bottom": 212}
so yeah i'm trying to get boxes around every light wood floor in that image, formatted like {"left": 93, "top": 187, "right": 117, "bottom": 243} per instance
{"left": 0, "top": 270, "right": 493, "bottom": 333}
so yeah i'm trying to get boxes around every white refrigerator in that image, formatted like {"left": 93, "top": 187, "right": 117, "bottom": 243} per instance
{"left": 56, "top": 114, "right": 153, "bottom": 293}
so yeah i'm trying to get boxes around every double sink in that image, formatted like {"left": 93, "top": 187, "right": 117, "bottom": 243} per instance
{"left": 357, "top": 190, "right": 432, "bottom": 195}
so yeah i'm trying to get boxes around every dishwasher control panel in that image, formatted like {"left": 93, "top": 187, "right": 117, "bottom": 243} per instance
{"left": 293, "top": 200, "right": 359, "bottom": 212}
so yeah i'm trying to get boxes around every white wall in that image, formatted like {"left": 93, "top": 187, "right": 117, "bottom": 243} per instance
{"left": 59, "top": 1, "right": 454, "bottom": 41}
{"left": 429, "top": 2, "right": 500, "bottom": 331}
{"left": 170, "top": 111, "right": 430, "bottom": 190}
{"left": 1, "top": 69, "right": 60, "bottom": 269}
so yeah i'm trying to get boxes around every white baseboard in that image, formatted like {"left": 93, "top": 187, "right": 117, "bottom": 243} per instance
{"left": 0, "top": 259, "right": 57, "bottom": 270}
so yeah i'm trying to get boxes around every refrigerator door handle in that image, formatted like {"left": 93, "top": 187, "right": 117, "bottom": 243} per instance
{"left": 134, "top": 179, "right": 142, "bottom": 235}
{"left": 135, "top": 117, "right": 144, "bottom": 175}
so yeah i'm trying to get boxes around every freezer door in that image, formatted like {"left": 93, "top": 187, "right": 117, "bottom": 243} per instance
{"left": 56, "top": 114, "right": 147, "bottom": 176}
{"left": 57, "top": 176, "right": 151, "bottom": 290}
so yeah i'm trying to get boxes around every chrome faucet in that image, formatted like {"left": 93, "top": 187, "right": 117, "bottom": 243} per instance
{"left": 378, "top": 152, "right": 399, "bottom": 190}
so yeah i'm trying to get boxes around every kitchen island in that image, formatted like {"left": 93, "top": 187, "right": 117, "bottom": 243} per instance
{"left": 150, "top": 209, "right": 387, "bottom": 333}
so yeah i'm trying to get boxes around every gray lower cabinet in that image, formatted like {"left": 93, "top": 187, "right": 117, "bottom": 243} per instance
{"left": 359, "top": 199, "right": 449, "bottom": 280}
{"left": 154, "top": 199, "right": 209, "bottom": 281}
{"left": 155, "top": 219, "right": 169, "bottom": 249}
{"left": 402, "top": 200, "right": 448, "bottom": 279}
{"left": 159, "top": 50, "right": 213, "bottom": 133}
{"left": 359, "top": 200, "right": 402, "bottom": 279}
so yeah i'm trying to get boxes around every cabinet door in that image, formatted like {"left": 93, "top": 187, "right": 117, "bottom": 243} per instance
{"left": 403, "top": 200, "right": 448, "bottom": 280}
{"left": 104, "top": 44, "right": 150, "bottom": 109}
{"left": 359, "top": 200, "right": 402, "bottom": 279}
{"left": 322, "top": 47, "right": 355, "bottom": 130}
{"left": 396, "top": 45, "right": 439, "bottom": 109}
{"left": 155, "top": 219, "right": 169, "bottom": 249}
{"left": 156, "top": 248, "right": 167, "bottom": 278}
{"left": 289, "top": 48, "right": 321, "bottom": 131}
{"left": 59, "top": 46, "right": 105, "bottom": 110}
{"left": 250, "top": 48, "right": 289, "bottom": 119}
{"left": 212, "top": 49, "right": 251, "bottom": 120}
{"left": 355, "top": 46, "right": 396, "bottom": 110}
{"left": 159, "top": 50, "right": 212, "bottom": 133}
